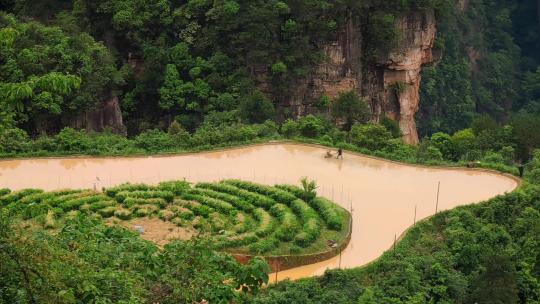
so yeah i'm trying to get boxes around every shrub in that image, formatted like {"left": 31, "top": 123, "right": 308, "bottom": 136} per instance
{"left": 281, "top": 119, "right": 299, "bottom": 138}
{"left": 0, "top": 189, "right": 43, "bottom": 206}
{"left": 239, "top": 90, "right": 275, "bottom": 124}
{"left": 275, "top": 184, "right": 314, "bottom": 202}
{"left": 115, "top": 190, "right": 173, "bottom": 204}
{"left": 349, "top": 123, "right": 392, "bottom": 151}
{"left": 224, "top": 180, "right": 297, "bottom": 205}
{"left": 178, "top": 209, "right": 195, "bottom": 220}
{"left": 298, "top": 115, "right": 325, "bottom": 138}
{"left": 157, "top": 181, "right": 191, "bottom": 195}
{"left": 175, "top": 199, "right": 213, "bottom": 217}
{"left": 98, "top": 206, "right": 117, "bottom": 218}
{"left": 209, "top": 212, "right": 228, "bottom": 232}
{"left": 197, "top": 183, "right": 274, "bottom": 209}
{"left": 53, "top": 128, "right": 93, "bottom": 153}
{"left": 249, "top": 237, "right": 279, "bottom": 254}
{"left": 290, "top": 199, "right": 321, "bottom": 247}
{"left": 331, "top": 91, "right": 371, "bottom": 130}
{"left": 124, "top": 197, "right": 167, "bottom": 209}
{"left": 294, "top": 218, "right": 320, "bottom": 247}
{"left": 215, "top": 233, "right": 259, "bottom": 249}
{"left": 22, "top": 203, "right": 51, "bottom": 220}
{"left": 253, "top": 208, "right": 275, "bottom": 237}
{"left": 134, "top": 129, "right": 177, "bottom": 152}
{"left": 0, "top": 189, "right": 11, "bottom": 196}
{"left": 381, "top": 117, "right": 401, "bottom": 138}
{"left": 0, "top": 128, "right": 30, "bottom": 153}
{"left": 181, "top": 192, "right": 235, "bottom": 214}
{"left": 191, "top": 186, "right": 254, "bottom": 212}
{"left": 105, "top": 183, "right": 153, "bottom": 197}
{"left": 114, "top": 208, "right": 132, "bottom": 220}
{"left": 311, "top": 197, "right": 345, "bottom": 230}
{"left": 451, "top": 128, "right": 477, "bottom": 160}
{"left": 88, "top": 200, "right": 116, "bottom": 212}
{"left": 275, "top": 211, "right": 300, "bottom": 242}
{"left": 46, "top": 191, "right": 93, "bottom": 207}
{"left": 59, "top": 194, "right": 110, "bottom": 211}
{"left": 158, "top": 210, "right": 176, "bottom": 221}
{"left": 133, "top": 204, "right": 160, "bottom": 217}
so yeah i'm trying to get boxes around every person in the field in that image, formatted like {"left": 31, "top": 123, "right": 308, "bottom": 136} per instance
{"left": 336, "top": 148, "right": 343, "bottom": 159}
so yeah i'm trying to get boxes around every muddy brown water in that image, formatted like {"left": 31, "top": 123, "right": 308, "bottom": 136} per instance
{"left": 0, "top": 143, "right": 518, "bottom": 281}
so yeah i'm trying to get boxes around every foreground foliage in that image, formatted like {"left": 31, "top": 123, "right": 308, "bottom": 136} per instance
{"left": 0, "top": 212, "right": 269, "bottom": 304}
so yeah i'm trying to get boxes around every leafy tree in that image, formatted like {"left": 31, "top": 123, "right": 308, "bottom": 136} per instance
{"left": 239, "top": 91, "right": 275, "bottom": 124}
{"left": 468, "top": 253, "right": 519, "bottom": 304}
{"left": 451, "top": 128, "right": 477, "bottom": 161}
{"left": 298, "top": 115, "right": 325, "bottom": 138}
{"left": 332, "top": 91, "right": 371, "bottom": 131}
{"left": 159, "top": 64, "right": 185, "bottom": 110}
{"left": 281, "top": 119, "right": 299, "bottom": 138}
{"left": 511, "top": 113, "right": 540, "bottom": 160}
{"left": 349, "top": 123, "right": 392, "bottom": 151}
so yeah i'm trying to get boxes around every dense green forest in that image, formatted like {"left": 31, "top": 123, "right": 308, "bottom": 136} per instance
{"left": 1, "top": 0, "right": 539, "bottom": 163}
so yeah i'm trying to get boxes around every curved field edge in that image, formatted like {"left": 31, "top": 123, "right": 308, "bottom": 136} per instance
{"left": 0, "top": 179, "right": 352, "bottom": 258}
{"left": 0, "top": 139, "right": 521, "bottom": 177}
{"left": 254, "top": 183, "right": 539, "bottom": 303}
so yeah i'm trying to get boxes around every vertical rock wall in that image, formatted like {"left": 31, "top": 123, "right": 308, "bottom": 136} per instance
{"left": 282, "top": 10, "right": 436, "bottom": 145}
{"left": 73, "top": 96, "right": 127, "bottom": 136}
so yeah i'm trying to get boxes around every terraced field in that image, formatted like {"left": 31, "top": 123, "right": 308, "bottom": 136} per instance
{"left": 0, "top": 179, "right": 351, "bottom": 256}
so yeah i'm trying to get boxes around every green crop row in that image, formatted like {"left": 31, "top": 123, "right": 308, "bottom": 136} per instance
{"left": 248, "top": 237, "right": 280, "bottom": 254}
{"left": 175, "top": 199, "right": 214, "bottom": 217}
{"left": 214, "top": 232, "right": 259, "bottom": 250}
{"left": 224, "top": 180, "right": 297, "bottom": 205}
{"left": 252, "top": 208, "right": 276, "bottom": 238}
{"left": 181, "top": 192, "right": 235, "bottom": 214}
{"left": 311, "top": 197, "right": 345, "bottom": 230}
{"left": 124, "top": 197, "right": 167, "bottom": 209}
{"left": 18, "top": 190, "right": 81, "bottom": 205}
{"left": 131, "top": 204, "right": 160, "bottom": 217}
{"left": 0, "top": 189, "right": 10, "bottom": 196}
{"left": 114, "top": 190, "right": 174, "bottom": 204}
{"left": 59, "top": 194, "right": 111, "bottom": 211}
{"left": 46, "top": 191, "right": 94, "bottom": 207}
{"left": 191, "top": 186, "right": 254, "bottom": 212}
{"left": 197, "top": 183, "right": 274, "bottom": 209}
{"left": 157, "top": 180, "right": 191, "bottom": 195}
{"left": 0, "top": 189, "right": 43, "bottom": 206}
{"left": 290, "top": 199, "right": 321, "bottom": 247}
{"left": 270, "top": 204, "right": 300, "bottom": 242}
{"left": 105, "top": 183, "right": 155, "bottom": 197}
{"left": 275, "top": 184, "right": 315, "bottom": 202}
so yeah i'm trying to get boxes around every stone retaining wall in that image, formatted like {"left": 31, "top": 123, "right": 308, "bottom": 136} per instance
{"left": 232, "top": 215, "right": 353, "bottom": 272}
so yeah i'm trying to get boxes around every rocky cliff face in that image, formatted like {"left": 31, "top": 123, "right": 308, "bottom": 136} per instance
{"left": 73, "top": 96, "right": 127, "bottom": 135}
{"left": 282, "top": 10, "right": 436, "bottom": 144}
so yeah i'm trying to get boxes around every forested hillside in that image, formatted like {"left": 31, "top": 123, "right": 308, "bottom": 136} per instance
{"left": 1, "top": 0, "right": 535, "bottom": 140}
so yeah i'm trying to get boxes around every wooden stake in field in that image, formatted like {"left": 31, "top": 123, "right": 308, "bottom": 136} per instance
{"left": 274, "top": 260, "right": 279, "bottom": 284}
{"left": 339, "top": 247, "right": 342, "bottom": 269}
{"left": 435, "top": 181, "right": 441, "bottom": 214}
{"left": 414, "top": 204, "right": 417, "bottom": 225}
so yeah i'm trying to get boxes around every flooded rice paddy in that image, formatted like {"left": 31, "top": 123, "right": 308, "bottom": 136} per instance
{"left": 0, "top": 143, "right": 518, "bottom": 280}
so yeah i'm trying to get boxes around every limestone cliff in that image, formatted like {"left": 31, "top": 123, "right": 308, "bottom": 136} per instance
{"left": 73, "top": 96, "right": 127, "bottom": 135}
{"left": 281, "top": 10, "right": 436, "bottom": 145}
